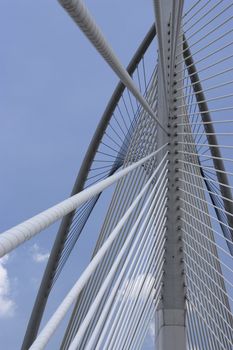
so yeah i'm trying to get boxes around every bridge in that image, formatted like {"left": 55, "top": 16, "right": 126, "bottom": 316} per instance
{"left": 1, "top": 0, "right": 233, "bottom": 349}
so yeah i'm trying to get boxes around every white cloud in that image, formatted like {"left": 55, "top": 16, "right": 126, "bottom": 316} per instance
{"left": 148, "top": 318, "right": 155, "bottom": 339}
{"left": 0, "top": 255, "right": 15, "bottom": 318}
{"left": 118, "top": 274, "right": 155, "bottom": 301}
{"left": 31, "top": 244, "right": 49, "bottom": 263}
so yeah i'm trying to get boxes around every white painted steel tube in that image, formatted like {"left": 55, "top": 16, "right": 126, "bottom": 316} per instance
{"left": 0, "top": 145, "right": 167, "bottom": 259}
{"left": 29, "top": 154, "right": 168, "bottom": 350}
{"left": 57, "top": 0, "right": 167, "bottom": 133}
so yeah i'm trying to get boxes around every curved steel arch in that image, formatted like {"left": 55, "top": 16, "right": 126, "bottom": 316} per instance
{"left": 22, "top": 24, "right": 156, "bottom": 350}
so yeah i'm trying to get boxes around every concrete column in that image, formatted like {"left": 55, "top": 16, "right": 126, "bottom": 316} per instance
{"left": 155, "top": 309, "right": 186, "bottom": 350}
{"left": 153, "top": 1, "right": 186, "bottom": 349}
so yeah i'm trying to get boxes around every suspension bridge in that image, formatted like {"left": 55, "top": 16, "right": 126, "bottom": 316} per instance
{"left": 1, "top": 0, "right": 233, "bottom": 349}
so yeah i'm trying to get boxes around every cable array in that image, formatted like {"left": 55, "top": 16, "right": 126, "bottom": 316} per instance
{"left": 29, "top": 153, "right": 168, "bottom": 349}
{"left": 2, "top": 1, "right": 232, "bottom": 349}
{"left": 177, "top": 2, "right": 233, "bottom": 348}
{"left": 61, "top": 76, "right": 163, "bottom": 349}
{"left": 53, "top": 59, "right": 159, "bottom": 286}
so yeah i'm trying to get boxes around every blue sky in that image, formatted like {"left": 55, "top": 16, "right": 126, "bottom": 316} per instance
{"left": 1, "top": 0, "right": 233, "bottom": 349}
{"left": 0, "top": 1, "right": 156, "bottom": 349}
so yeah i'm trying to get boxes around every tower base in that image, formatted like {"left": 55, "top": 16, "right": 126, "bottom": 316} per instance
{"left": 155, "top": 309, "right": 186, "bottom": 350}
